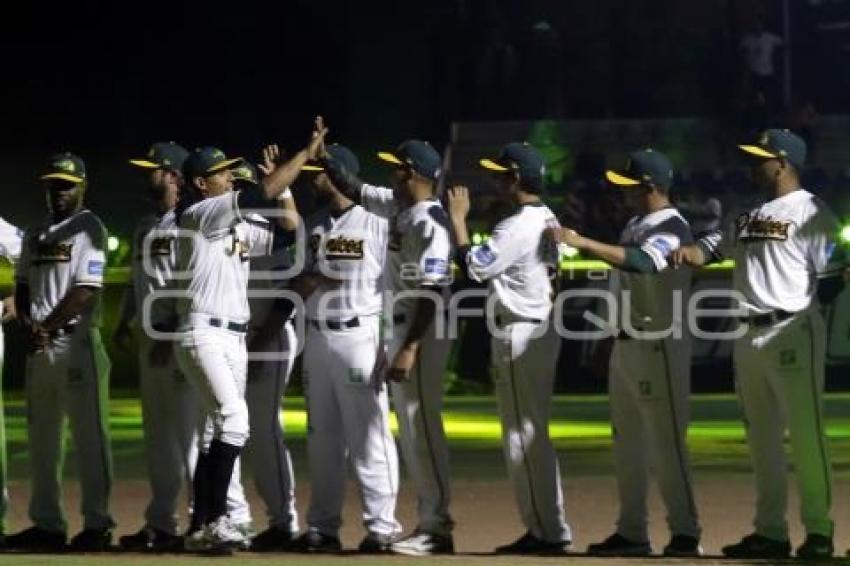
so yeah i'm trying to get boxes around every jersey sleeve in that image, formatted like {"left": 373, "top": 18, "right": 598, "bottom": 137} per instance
{"left": 72, "top": 216, "right": 107, "bottom": 288}
{"left": 803, "top": 204, "right": 845, "bottom": 277}
{"left": 637, "top": 217, "right": 692, "bottom": 272}
{"left": 415, "top": 208, "right": 452, "bottom": 286}
{"left": 0, "top": 218, "right": 23, "bottom": 263}
{"left": 464, "top": 216, "right": 524, "bottom": 282}
{"left": 244, "top": 216, "right": 275, "bottom": 258}
{"left": 197, "top": 192, "right": 242, "bottom": 237}
{"left": 360, "top": 184, "right": 398, "bottom": 218}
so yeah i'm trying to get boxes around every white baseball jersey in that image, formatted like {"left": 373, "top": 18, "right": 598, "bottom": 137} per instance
{"left": 0, "top": 217, "right": 23, "bottom": 263}
{"left": 464, "top": 202, "right": 559, "bottom": 320}
{"left": 731, "top": 189, "right": 841, "bottom": 315}
{"left": 16, "top": 209, "right": 106, "bottom": 327}
{"left": 176, "top": 193, "right": 274, "bottom": 323}
{"left": 360, "top": 185, "right": 452, "bottom": 316}
{"left": 131, "top": 210, "right": 178, "bottom": 326}
{"left": 610, "top": 207, "right": 693, "bottom": 333}
{"left": 303, "top": 204, "right": 388, "bottom": 320}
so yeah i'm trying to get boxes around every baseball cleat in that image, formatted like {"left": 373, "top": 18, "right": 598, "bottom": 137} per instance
{"left": 587, "top": 533, "right": 651, "bottom": 557}
{"left": 249, "top": 525, "right": 296, "bottom": 552}
{"left": 68, "top": 528, "right": 112, "bottom": 552}
{"left": 722, "top": 533, "right": 791, "bottom": 559}
{"left": 119, "top": 526, "right": 183, "bottom": 552}
{"left": 662, "top": 534, "right": 702, "bottom": 557}
{"left": 357, "top": 532, "right": 399, "bottom": 553}
{"left": 231, "top": 521, "right": 255, "bottom": 550}
{"left": 6, "top": 526, "right": 67, "bottom": 552}
{"left": 494, "top": 531, "right": 570, "bottom": 555}
{"left": 391, "top": 530, "right": 455, "bottom": 556}
{"left": 796, "top": 534, "right": 833, "bottom": 559}
{"left": 292, "top": 530, "right": 342, "bottom": 553}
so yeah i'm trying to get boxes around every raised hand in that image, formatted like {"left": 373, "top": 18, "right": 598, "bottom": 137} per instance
{"left": 258, "top": 144, "right": 281, "bottom": 176}
{"left": 307, "top": 115, "right": 329, "bottom": 161}
{"left": 446, "top": 185, "right": 471, "bottom": 220}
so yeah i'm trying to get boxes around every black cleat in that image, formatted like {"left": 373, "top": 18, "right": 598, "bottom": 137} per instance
{"left": 587, "top": 533, "right": 651, "bottom": 557}
{"left": 357, "top": 532, "right": 399, "bottom": 554}
{"left": 796, "top": 533, "right": 833, "bottom": 560}
{"left": 662, "top": 534, "right": 702, "bottom": 557}
{"left": 722, "top": 533, "right": 791, "bottom": 559}
{"left": 494, "top": 531, "right": 570, "bottom": 556}
{"left": 293, "top": 530, "right": 342, "bottom": 553}
{"left": 68, "top": 528, "right": 112, "bottom": 552}
{"left": 118, "top": 527, "right": 183, "bottom": 552}
{"left": 249, "top": 525, "right": 296, "bottom": 552}
{"left": 6, "top": 526, "right": 67, "bottom": 552}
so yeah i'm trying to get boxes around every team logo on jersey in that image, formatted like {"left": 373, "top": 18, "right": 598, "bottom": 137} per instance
{"left": 324, "top": 235, "right": 364, "bottom": 260}
{"left": 423, "top": 258, "right": 449, "bottom": 276}
{"left": 87, "top": 260, "right": 104, "bottom": 276}
{"left": 735, "top": 213, "right": 791, "bottom": 241}
{"left": 473, "top": 245, "right": 496, "bottom": 267}
{"left": 31, "top": 239, "right": 73, "bottom": 263}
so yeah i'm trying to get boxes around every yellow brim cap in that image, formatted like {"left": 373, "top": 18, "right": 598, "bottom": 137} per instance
{"left": 479, "top": 158, "right": 509, "bottom": 172}
{"left": 207, "top": 157, "right": 243, "bottom": 173}
{"left": 738, "top": 144, "right": 778, "bottom": 159}
{"left": 605, "top": 170, "right": 641, "bottom": 186}
{"left": 301, "top": 164, "right": 324, "bottom": 171}
{"left": 129, "top": 159, "right": 161, "bottom": 169}
{"left": 40, "top": 173, "right": 84, "bottom": 183}
{"left": 377, "top": 151, "right": 403, "bottom": 165}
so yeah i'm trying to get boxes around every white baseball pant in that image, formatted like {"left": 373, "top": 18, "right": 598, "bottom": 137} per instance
{"left": 491, "top": 319, "right": 571, "bottom": 543}
{"left": 244, "top": 321, "right": 299, "bottom": 533}
{"left": 608, "top": 336, "right": 700, "bottom": 542}
{"left": 734, "top": 310, "right": 833, "bottom": 539}
{"left": 25, "top": 328, "right": 114, "bottom": 532}
{"left": 303, "top": 314, "right": 401, "bottom": 537}
{"left": 389, "top": 315, "right": 453, "bottom": 535}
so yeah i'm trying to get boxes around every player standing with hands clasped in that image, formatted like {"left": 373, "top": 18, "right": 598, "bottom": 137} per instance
{"left": 673, "top": 129, "right": 842, "bottom": 560}
{"left": 9, "top": 153, "right": 114, "bottom": 552}
{"left": 447, "top": 142, "right": 573, "bottom": 555}
{"left": 173, "top": 119, "right": 322, "bottom": 554}
{"left": 548, "top": 149, "right": 702, "bottom": 557}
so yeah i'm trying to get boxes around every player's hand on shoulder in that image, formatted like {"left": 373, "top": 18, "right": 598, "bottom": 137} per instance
{"left": 547, "top": 226, "right": 583, "bottom": 248}
{"left": 447, "top": 185, "right": 471, "bottom": 219}
{"left": 669, "top": 244, "right": 703, "bottom": 269}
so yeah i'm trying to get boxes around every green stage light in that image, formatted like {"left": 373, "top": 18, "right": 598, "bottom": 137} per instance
{"left": 840, "top": 225, "right": 850, "bottom": 244}
{"left": 107, "top": 236, "right": 120, "bottom": 252}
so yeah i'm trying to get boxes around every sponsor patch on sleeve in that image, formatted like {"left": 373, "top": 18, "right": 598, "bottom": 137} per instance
{"left": 87, "top": 260, "right": 105, "bottom": 276}
{"left": 472, "top": 245, "right": 496, "bottom": 267}
{"left": 423, "top": 257, "right": 449, "bottom": 276}
{"left": 649, "top": 237, "right": 673, "bottom": 257}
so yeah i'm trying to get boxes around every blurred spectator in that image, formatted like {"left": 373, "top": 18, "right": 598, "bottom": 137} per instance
{"left": 739, "top": 19, "right": 784, "bottom": 114}
{"left": 787, "top": 97, "right": 818, "bottom": 158}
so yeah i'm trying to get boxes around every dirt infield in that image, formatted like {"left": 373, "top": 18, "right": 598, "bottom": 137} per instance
{"left": 1, "top": 395, "right": 849, "bottom": 564}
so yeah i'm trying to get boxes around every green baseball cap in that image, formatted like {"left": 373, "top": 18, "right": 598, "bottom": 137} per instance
{"left": 40, "top": 152, "right": 86, "bottom": 184}
{"left": 479, "top": 142, "right": 546, "bottom": 180}
{"left": 182, "top": 147, "right": 243, "bottom": 180}
{"left": 231, "top": 161, "right": 259, "bottom": 185}
{"left": 130, "top": 141, "right": 189, "bottom": 172}
{"left": 606, "top": 148, "right": 674, "bottom": 189}
{"left": 303, "top": 143, "right": 361, "bottom": 175}
{"left": 738, "top": 128, "right": 807, "bottom": 169}
{"left": 377, "top": 140, "right": 441, "bottom": 180}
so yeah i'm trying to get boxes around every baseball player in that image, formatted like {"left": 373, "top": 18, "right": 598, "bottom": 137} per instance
{"left": 293, "top": 142, "right": 402, "bottom": 554}
{"left": 230, "top": 159, "right": 300, "bottom": 551}
{"left": 550, "top": 149, "right": 702, "bottom": 557}
{"left": 447, "top": 142, "right": 572, "bottom": 555}
{"left": 8, "top": 153, "right": 114, "bottom": 552}
{"left": 673, "top": 129, "right": 841, "bottom": 560}
{"left": 173, "top": 128, "right": 319, "bottom": 553}
{"left": 114, "top": 142, "right": 196, "bottom": 551}
{"left": 0, "top": 217, "right": 23, "bottom": 541}
{"left": 317, "top": 139, "right": 455, "bottom": 555}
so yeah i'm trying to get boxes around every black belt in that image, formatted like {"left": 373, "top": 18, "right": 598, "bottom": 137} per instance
{"left": 311, "top": 317, "right": 360, "bottom": 331}
{"left": 494, "top": 314, "right": 543, "bottom": 327}
{"left": 208, "top": 317, "right": 249, "bottom": 333}
{"left": 739, "top": 310, "right": 794, "bottom": 328}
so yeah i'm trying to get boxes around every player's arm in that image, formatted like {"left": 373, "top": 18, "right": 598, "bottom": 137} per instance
{"left": 252, "top": 117, "right": 328, "bottom": 204}
{"left": 40, "top": 285, "right": 99, "bottom": 334}
{"left": 548, "top": 227, "right": 658, "bottom": 273}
